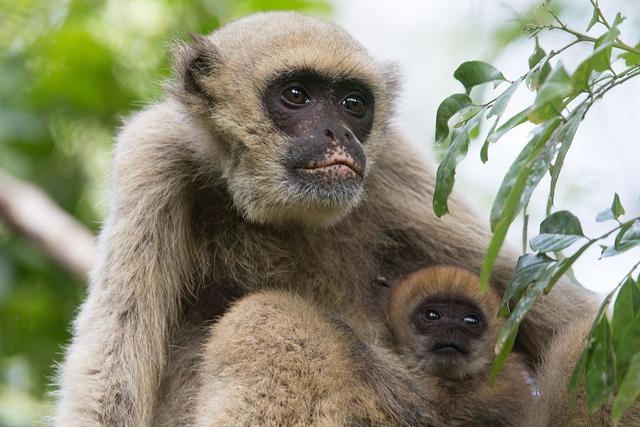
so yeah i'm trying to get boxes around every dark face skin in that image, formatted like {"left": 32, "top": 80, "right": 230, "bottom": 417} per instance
{"left": 263, "top": 70, "right": 374, "bottom": 203}
{"left": 409, "top": 295, "right": 486, "bottom": 378}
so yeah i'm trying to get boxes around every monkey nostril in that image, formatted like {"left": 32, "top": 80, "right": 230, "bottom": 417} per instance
{"left": 344, "top": 132, "right": 351, "bottom": 140}
{"left": 324, "top": 129, "right": 334, "bottom": 139}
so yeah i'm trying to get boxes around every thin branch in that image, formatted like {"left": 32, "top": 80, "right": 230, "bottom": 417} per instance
{"left": 589, "top": 0, "right": 611, "bottom": 30}
{"left": 0, "top": 169, "right": 96, "bottom": 279}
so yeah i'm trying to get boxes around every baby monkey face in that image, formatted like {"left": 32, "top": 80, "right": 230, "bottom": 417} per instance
{"left": 410, "top": 295, "right": 487, "bottom": 378}
{"left": 387, "top": 266, "right": 502, "bottom": 381}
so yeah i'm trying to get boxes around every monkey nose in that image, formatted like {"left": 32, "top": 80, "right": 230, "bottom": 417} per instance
{"left": 324, "top": 128, "right": 335, "bottom": 140}
{"left": 324, "top": 127, "right": 359, "bottom": 146}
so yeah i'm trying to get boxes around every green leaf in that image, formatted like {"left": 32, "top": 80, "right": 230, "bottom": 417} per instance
{"left": 596, "top": 193, "right": 626, "bottom": 222}
{"left": 612, "top": 277, "right": 640, "bottom": 383}
{"left": 539, "top": 247, "right": 588, "bottom": 294}
{"left": 619, "top": 43, "right": 640, "bottom": 66}
{"left": 530, "top": 210, "right": 585, "bottom": 252}
{"left": 468, "top": 119, "right": 481, "bottom": 140}
{"left": 490, "top": 119, "right": 561, "bottom": 230}
{"left": 612, "top": 352, "right": 640, "bottom": 424}
{"left": 612, "top": 277, "right": 640, "bottom": 332}
{"left": 493, "top": 274, "right": 547, "bottom": 379}
{"left": 499, "top": 253, "right": 554, "bottom": 316}
{"left": 433, "top": 105, "right": 485, "bottom": 217}
{"left": 528, "top": 38, "right": 545, "bottom": 70}
{"left": 569, "top": 346, "right": 590, "bottom": 398}
{"left": 539, "top": 210, "right": 584, "bottom": 235}
{"left": 602, "top": 221, "right": 640, "bottom": 257}
{"left": 527, "top": 65, "right": 573, "bottom": 124}
{"left": 486, "top": 108, "right": 529, "bottom": 145}
{"left": 585, "top": 316, "right": 616, "bottom": 413}
{"left": 491, "top": 321, "right": 518, "bottom": 383}
{"left": 573, "top": 14, "right": 624, "bottom": 92}
{"left": 529, "top": 233, "right": 584, "bottom": 253}
{"left": 481, "top": 119, "right": 561, "bottom": 290}
{"left": 433, "top": 128, "right": 470, "bottom": 217}
{"left": 547, "top": 105, "right": 587, "bottom": 214}
{"left": 586, "top": 7, "right": 600, "bottom": 32}
{"left": 570, "top": 296, "right": 616, "bottom": 397}
{"left": 526, "top": 39, "right": 552, "bottom": 91}
{"left": 612, "top": 193, "right": 626, "bottom": 218}
{"left": 481, "top": 79, "right": 522, "bottom": 162}
{"left": 453, "top": 104, "right": 483, "bottom": 127}
{"left": 454, "top": 61, "right": 506, "bottom": 94}
{"left": 487, "top": 80, "right": 521, "bottom": 121}
{"left": 435, "top": 93, "right": 473, "bottom": 144}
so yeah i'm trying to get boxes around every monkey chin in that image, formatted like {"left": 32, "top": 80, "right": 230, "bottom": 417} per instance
{"left": 232, "top": 173, "right": 365, "bottom": 228}
{"left": 289, "top": 168, "right": 365, "bottom": 226}
{"left": 420, "top": 350, "right": 488, "bottom": 381}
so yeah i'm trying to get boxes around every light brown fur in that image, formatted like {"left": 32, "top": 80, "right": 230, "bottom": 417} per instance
{"left": 54, "top": 12, "right": 597, "bottom": 426}
{"left": 525, "top": 315, "right": 640, "bottom": 427}
{"left": 389, "top": 266, "right": 534, "bottom": 426}
{"left": 193, "top": 290, "right": 434, "bottom": 426}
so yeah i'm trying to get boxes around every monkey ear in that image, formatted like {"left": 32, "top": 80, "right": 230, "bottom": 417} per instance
{"left": 375, "top": 275, "right": 391, "bottom": 288}
{"left": 172, "top": 33, "right": 222, "bottom": 97}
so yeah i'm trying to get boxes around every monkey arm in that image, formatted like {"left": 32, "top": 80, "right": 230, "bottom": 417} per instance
{"left": 369, "top": 133, "right": 598, "bottom": 358}
{"left": 53, "top": 102, "right": 200, "bottom": 426}
{"left": 192, "top": 290, "right": 435, "bottom": 427}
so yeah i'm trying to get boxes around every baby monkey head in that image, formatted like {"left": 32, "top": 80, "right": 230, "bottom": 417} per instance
{"left": 388, "top": 266, "right": 503, "bottom": 380}
{"left": 170, "top": 12, "right": 399, "bottom": 227}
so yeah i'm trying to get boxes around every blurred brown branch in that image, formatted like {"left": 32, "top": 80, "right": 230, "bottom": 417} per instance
{"left": 0, "top": 169, "right": 96, "bottom": 279}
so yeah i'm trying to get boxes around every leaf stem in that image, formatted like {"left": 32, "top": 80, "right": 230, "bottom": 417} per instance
{"left": 547, "top": 22, "right": 640, "bottom": 56}
{"left": 540, "top": 216, "right": 640, "bottom": 295}
{"left": 588, "top": 0, "right": 611, "bottom": 30}
{"left": 548, "top": 24, "right": 598, "bottom": 43}
{"left": 589, "top": 216, "right": 640, "bottom": 243}
{"left": 522, "top": 206, "right": 529, "bottom": 254}
{"left": 585, "top": 67, "right": 640, "bottom": 116}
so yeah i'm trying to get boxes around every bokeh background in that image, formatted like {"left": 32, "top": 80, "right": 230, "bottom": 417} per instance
{"left": 0, "top": 0, "right": 638, "bottom": 424}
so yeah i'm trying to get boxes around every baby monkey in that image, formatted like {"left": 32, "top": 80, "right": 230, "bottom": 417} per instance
{"left": 387, "top": 266, "right": 535, "bottom": 426}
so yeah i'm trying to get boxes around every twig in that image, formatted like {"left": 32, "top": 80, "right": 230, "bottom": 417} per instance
{"left": 0, "top": 169, "right": 96, "bottom": 279}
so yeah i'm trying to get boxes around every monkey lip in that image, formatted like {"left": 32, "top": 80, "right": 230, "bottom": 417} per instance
{"left": 299, "top": 156, "right": 362, "bottom": 177}
{"left": 432, "top": 343, "right": 467, "bottom": 356}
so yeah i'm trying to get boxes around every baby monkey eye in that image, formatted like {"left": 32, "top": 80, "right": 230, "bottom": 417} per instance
{"left": 423, "top": 309, "right": 441, "bottom": 321}
{"left": 463, "top": 314, "right": 480, "bottom": 326}
{"left": 282, "top": 86, "right": 311, "bottom": 107}
{"left": 341, "top": 93, "right": 366, "bottom": 116}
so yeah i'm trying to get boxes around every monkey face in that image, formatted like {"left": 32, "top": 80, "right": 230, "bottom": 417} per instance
{"left": 409, "top": 296, "right": 491, "bottom": 380}
{"left": 262, "top": 71, "right": 373, "bottom": 212}
{"left": 171, "top": 13, "right": 398, "bottom": 227}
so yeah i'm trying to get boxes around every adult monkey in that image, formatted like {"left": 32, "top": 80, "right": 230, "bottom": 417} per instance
{"left": 54, "top": 12, "right": 596, "bottom": 426}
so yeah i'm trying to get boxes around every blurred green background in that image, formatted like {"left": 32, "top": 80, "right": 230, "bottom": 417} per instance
{"left": 2, "top": 0, "right": 637, "bottom": 425}
{"left": 0, "top": 1, "right": 329, "bottom": 425}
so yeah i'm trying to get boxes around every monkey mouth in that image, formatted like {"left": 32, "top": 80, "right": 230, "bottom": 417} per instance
{"left": 432, "top": 343, "right": 467, "bottom": 356}
{"left": 299, "top": 153, "right": 363, "bottom": 177}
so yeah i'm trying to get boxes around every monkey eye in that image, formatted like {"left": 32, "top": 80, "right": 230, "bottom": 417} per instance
{"left": 282, "top": 86, "right": 311, "bottom": 107}
{"left": 463, "top": 314, "right": 480, "bottom": 326}
{"left": 340, "top": 93, "right": 366, "bottom": 116}
{"left": 423, "top": 309, "right": 441, "bottom": 321}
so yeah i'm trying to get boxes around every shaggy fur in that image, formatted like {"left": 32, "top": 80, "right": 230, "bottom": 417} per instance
{"left": 54, "top": 12, "right": 597, "bottom": 426}
{"left": 524, "top": 316, "right": 640, "bottom": 427}
{"left": 388, "top": 266, "right": 533, "bottom": 426}
{"left": 192, "top": 291, "right": 435, "bottom": 426}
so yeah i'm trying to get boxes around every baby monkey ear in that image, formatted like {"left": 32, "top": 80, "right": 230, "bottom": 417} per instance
{"left": 171, "top": 33, "right": 222, "bottom": 98}
{"left": 375, "top": 275, "right": 391, "bottom": 288}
